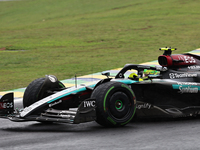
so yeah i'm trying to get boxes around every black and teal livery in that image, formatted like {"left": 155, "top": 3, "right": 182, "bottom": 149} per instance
{"left": 1, "top": 48, "right": 200, "bottom": 127}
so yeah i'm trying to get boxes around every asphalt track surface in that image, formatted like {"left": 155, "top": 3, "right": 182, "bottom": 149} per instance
{"left": 0, "top": 100, "right": 199, "bottom": 150}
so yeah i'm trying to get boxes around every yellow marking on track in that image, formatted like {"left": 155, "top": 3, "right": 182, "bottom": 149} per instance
{"left": 190, "top": 52, "right": 200, "bottom": 55}
{"left": 63, "top": 83, "right": 75, "bottom": 87}
{"left": 140, "top": 62, "right": 159, "bottom": 65}
{"left": 0, "top": 92, "right": 24, "bottom": 98}
{"left": 79, "top": 74, "right": 107, "bottom": 79}
{"left": 13, "top": 92, "right": 24, "bottom": 98}
{"left": 0, "top": 92, "right": 9, "bottom": 96}
{"left": 112, "top": 68, "right": 123, "bottom": 70}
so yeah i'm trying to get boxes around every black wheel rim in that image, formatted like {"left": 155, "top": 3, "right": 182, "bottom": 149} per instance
{"left": 108, "top": 91, "right": 131, "bottom": 120}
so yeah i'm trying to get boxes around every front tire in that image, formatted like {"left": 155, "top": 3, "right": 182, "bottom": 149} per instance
{"left": 91, "top": 81, "right": 136, "bottom": 127}
{"left": 23, "top": 76, "right": 65, "bottom": 108}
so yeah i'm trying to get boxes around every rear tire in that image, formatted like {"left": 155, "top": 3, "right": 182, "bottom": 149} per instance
{"left": 91, "top": 81, "right": 136, "bottom": 127}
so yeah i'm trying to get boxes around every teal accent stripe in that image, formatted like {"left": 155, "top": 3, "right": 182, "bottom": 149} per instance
{"left": 117, "top": 80, "right": 137, "bottom": 85}
{"left": 47, "top": 84, "right": 96, "bottom": 104}
{"left": 47, "top": 80, "right": 135, "bottom": 104}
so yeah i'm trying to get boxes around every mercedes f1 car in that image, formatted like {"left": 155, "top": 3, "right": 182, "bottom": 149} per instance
{"left": 1, "top": 47, "right": 200, "bottom": 127}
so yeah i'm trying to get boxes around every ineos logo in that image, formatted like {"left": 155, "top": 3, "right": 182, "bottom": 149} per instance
{"left": 0, "top": 102, "right": 13, "bottom": 109}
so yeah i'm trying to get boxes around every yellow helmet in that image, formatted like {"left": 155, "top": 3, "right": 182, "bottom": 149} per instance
{"left": 129, "top": 73, "right": 143, "bottom": 81}
{"left": 129, "top": 73, "right": 138, "bottom": 79}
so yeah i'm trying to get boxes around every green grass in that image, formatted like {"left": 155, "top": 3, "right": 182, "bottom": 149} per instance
{"left": 0, "top": 0, "right": 200, "bottom": 91}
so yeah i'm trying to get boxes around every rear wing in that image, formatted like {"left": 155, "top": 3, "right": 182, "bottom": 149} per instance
{"left": 0, "top": 93, "right": 14, "bottom": 117}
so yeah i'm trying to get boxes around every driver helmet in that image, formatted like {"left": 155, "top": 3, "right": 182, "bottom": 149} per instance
{"left": 143, "top": 69, "right": 159, "bottom": 77}
{"left": 129, "top": 73, "right": 138, "bottom": 79}
{"left": 129, "top": 73, "right": 143, "bottom": 81}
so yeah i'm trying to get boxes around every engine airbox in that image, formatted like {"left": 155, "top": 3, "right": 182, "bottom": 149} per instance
{"left": 158, "top": 54, "right": 197, "bottom": 67}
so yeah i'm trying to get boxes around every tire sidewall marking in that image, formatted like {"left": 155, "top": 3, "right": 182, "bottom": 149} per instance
{"left": 104, "top": 86, "right": 114, "bottom": 112}
{"left": 121, "top": 105, "right": 136, "bottom": 126}
{"left": 121, "top": 84, "right": 134, "bottom": 96}
{"left": 107, "top": 116, "right": 117, "bottom": 125}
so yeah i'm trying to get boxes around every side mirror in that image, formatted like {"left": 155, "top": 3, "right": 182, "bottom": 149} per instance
{"left": 102, "top": 72, "right": 110, "bottom": 78}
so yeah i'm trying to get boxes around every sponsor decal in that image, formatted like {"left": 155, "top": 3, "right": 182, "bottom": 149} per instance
{"left": 136, "top": 103, "right": 151, "bottom": 109}
{"left": 169, "top": 73, "right": 197, "bottom": 79}
{"left": 0, "top": 102, "right": 13, "bottom": 109}
{"left": 172, "top": 84, "right": 200, "bottom": 94}
{"left": 184, "top": 56, "right": 196, "bottom": 63}
{"left": 83, "top": 101, "right": 95, "bottom": 107}
{"left": 179, "top": 86, "right": 198, "bottom": 94}
{"left": 177, "top": 82, "right": 197, "bottom": 85}
{"left": 188, "top": 66, "right": 200, "bottom": 70}
{"left": 49, "top": 100, "right": 62, "bottom": 107}
{"left": 178, "top": 56, "right": 196, "bottom": 63}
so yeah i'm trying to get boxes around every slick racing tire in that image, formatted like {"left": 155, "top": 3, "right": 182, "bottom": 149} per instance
{"left": 91, "top": 81, "right": 136, "bottom": 127}
{"left": 23, "top": 77, "right": 65, "bottom": 108}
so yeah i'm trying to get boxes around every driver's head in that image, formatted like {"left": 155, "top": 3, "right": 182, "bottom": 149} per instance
{"left": 128, "top": 73, "right": 138, "bottom": 79}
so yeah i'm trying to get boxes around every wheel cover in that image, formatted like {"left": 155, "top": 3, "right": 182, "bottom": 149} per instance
{"left": 115, "top": 100, "right": 123, "bottom": 110}
{"left": 108, "top": 91, "right": 131, "bottom": 120}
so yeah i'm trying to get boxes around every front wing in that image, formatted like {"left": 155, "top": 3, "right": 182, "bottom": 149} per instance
{"left": 0, "top": 93, "right": 96, "bottom": 124}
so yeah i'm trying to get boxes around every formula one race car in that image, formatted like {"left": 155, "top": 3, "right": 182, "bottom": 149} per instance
{"left": 1, "top": 47, "right": 200, "bottom": 127}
